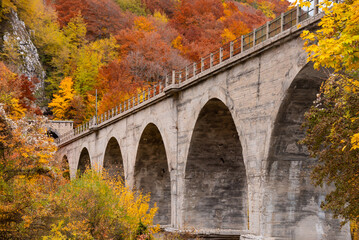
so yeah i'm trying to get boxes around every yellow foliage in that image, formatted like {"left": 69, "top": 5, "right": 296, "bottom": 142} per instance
{"left": 300, "top": 0, "right": 359, "bottom": 73}
{"left": 258, "top": 1, "right": 275, "bottom": 19}
{"left": 172, "top": 35, "right": 184, "bottom": 51}
{"left": 7, "top": 97, "right": 26, "bottom": 120}
{"left": 134, "top": 16, "right": 155, "bottom": 32}
{"left": 221, "top": 28, "right": 237, "bottom": 43}
{"left": 350, "top": 133, "right": 359, "bottom": 150}
{"left": 153, "top": 10, "right": 168, "bottom": 23}
{"left": 48, "top": 77, "right": 75, "bottom": 120}
{"left": 44, "top": 170, "right": 158, "bottom": 239}
{"left": 0, "top": 108, "right": 60, "bottom": 238}
{"left": 352, "top": 221, "right": 359, "bottom": 240}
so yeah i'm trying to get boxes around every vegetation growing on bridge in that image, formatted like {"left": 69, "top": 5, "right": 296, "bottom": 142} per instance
{"left": 299, "top": 0, "right": 359, "bottom": 238}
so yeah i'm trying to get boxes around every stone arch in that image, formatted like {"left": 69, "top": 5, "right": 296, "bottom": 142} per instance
{"left": 184, "top": 98, "right": 248, "bottom": 230}
{"left": 77, "top": 147, "right": 91, "bottom": 177}
{"left": 103, "top": 137, "right": 124, "bottom": 180}
{"left": 134, "top": 123, "right": 171, "bottom": 225}
{"left": 61, "top": 155, "right": 70, "bottom": 180}
{"left": 263, "top": 63, "right": 345, "bottom": 239}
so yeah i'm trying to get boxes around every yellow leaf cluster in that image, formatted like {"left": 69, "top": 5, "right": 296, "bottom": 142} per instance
{"left": 153, "top": 10, "right": 168, "bottom": 23}
{"left": 44, "top": 170, "right": 158, "bottom": 239}
{"left": 134, "top": 16, "right": 155, "bottom": 32}
{"left": 49, "top": 77, "right": 75, "bottom": 120}
{"left": 300, "top": 0, "right": 359, "bottom": 73}
{"left": 172, "top": 35, "right": 185, "bottom": 51}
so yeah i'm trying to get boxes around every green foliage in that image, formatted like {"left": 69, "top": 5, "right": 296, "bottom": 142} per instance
{"left": 44, "top": 169, "right": 158, "bottom": 240}
{"left": 114, "top": 0, "right": 147, "bottom": 16}
{"left": 73, "top": 37, "right": 118, "bottom": 96}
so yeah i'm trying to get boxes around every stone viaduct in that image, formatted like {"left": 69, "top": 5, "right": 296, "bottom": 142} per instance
{"left": 57, "top": 5, "right": 350, "bottom": 240}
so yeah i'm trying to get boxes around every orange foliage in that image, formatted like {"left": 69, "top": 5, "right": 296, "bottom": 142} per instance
{"left": 54, "top": 0, "right": 134, "bottom": 40}
{"left": 46, "top": 0, "right": 289, "bottom": 121}
{"left": 97, "top": 60, "right": 143, "bottom": 114}
{"left": 0, "top": 62, "right": 41, "bottom": 115}
{"left": 141, "top": 0, "right": 176, "bottom": 16}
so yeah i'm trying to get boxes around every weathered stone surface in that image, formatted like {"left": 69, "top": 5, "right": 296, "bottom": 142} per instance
{"left": 1, "top": 10, "right": 45, "bottom": 87}
{"left": 57, "top": 23, "right": 351, "bottom": 239}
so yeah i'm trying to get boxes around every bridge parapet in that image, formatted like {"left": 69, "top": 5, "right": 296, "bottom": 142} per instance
{"left": 58, "top": 0, "right": 323, "bottom": 146}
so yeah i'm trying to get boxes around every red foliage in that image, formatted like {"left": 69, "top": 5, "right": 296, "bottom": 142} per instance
{"left": 97, "top": 59, "right": 143, "bottom": 114}
{"left": 0, "top": 62, "right": 41, "bottom": 115}
{"left": 54, "top": 0, "right": 134, "bottom": 40}
{"left": 141, "top": 0, "right": 176, "bottom": 17}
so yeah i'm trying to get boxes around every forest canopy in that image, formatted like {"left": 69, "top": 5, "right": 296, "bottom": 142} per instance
{"left": 0, "top": 0, "right": 289, "bottom": 125}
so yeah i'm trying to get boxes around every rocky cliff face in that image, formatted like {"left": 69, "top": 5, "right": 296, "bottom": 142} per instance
{"left": 1, "top": 10, "right": 45, "bottom": 89}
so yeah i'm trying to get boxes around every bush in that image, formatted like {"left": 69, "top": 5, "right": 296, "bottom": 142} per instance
{"left": 44, "top": 170, "right": 158, "bottom": 240}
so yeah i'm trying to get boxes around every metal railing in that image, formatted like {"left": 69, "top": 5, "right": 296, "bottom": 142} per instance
{"left": 58, "top": 0, "right": 322, "bottom": 145}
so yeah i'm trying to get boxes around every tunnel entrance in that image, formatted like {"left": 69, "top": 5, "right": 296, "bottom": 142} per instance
{"left": 134, "top": 123, "right": 171, "bottom": 225}
{"left": 103, "top": 137, "right": 124, "bottom": 180}
{"left": 184, "top": 98, "right": 248, "bottom": 230}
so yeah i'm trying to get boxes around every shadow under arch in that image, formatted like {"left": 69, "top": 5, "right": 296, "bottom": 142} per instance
{"left": 77, "top": 147, "right": 91, "bottom": 177}
{"left": 184, "top": 98, "right": 248, "bottom": 230}
{"left": 263, "top": 63, "right": 345, "bottom": 239}
{"left": 103, "top": 137, "right": 124, "bottom": 180}
{"left": 134, "top": 123, "right": 171, "bottom": 225}
{"left": 61, "top": 155, "right": 70, "bottom": 180}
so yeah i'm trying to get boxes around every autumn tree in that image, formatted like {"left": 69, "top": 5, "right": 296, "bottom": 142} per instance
{"left": 48, "top": 77, "right": 75, "bottom": 120}
{"left": 299, "top": 0, "right": 359, "bottom": 237}
{"left": 141, "top": 0, "right": 176, "bottom": 17}
{"left": 54, "top": 0, "right": 134, "bottom": 40}
{"left": 0, "top": 106, "right": 62, "bottom": 239}
{"left": 114, "top": 0, "right": 147, "bottom": 16}
{"left": 43, "top": 169, "right": 158, "bottom": 240}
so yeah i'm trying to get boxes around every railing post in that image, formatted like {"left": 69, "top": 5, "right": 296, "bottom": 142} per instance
{"left": 266, "top": 22, "right": 269, "bottom": 40}
{"left": 132, "top": 96, "right": 135, "bottom": 107}
{"left": 253, "top": 29, "right": 256, "bottom": 46}
{"left": 193, "top": 63, "right": 196, "bottom": 76}
{"left": 210, "top": 53, "right": 213, "bottom": 68}
{"left": 165, "top": 75, "right": 168, "bottom": 87}
{"left": 201, "top": 58, "right": 204, "bottom": 72}
{"left": 159, "top": 82, "right": 163, "bottom": 93}
{"left": 185, "top": 66, "right": 188, "bottom": 80}
{"left": 172, "top": 70, "right": 176, "bottom": 84}
{"left": 115, "top": 106, "right": 118, "bottom": 115}
{"left": 296, "top": 5, "right": 300, "bottom": 24}
{"left": 314, "top": 0, "right": 319, "bottom": 14}
{"left": 230, "top": 41, "right": 234, "bottom": 57}
{"left": 241, "top": 35, "right": 244, "bottom": 52}
{"left": 219, "top": 47, "right": 223, "bottom": 63}
{"left": 154, "top": 85, "right": 157, "bottom": 96}
{"left": 280, "top": 13, "right": 284, "bottom": 32}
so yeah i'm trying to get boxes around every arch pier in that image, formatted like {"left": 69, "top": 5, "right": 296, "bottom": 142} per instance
{"left": 57, "top": 13, "right": 350, "bottom": 239}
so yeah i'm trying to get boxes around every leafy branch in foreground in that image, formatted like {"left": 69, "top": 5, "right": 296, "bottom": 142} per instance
{"left": 298, "top": 0, "right": 359, "bottom": 237}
